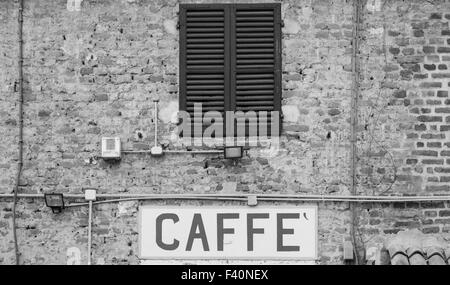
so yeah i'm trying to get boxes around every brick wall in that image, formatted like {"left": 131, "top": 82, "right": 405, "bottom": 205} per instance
{"left": 0, "top": 0, "right": 449, "bottom": 264}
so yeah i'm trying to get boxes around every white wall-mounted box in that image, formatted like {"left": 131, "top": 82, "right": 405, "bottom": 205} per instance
{"left": 101, "top": 137, "right": 121, "bottom": 159}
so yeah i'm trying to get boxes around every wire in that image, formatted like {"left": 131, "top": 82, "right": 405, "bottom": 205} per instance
{"left": 360, "top": 0, "right": 397, "bottom": 196}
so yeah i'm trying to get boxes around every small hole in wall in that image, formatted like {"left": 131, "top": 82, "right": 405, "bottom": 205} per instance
{"left": 370, "top": 76, "right": 374, "bottom": 80}
{"left": 62, "top": 35, "right": 66, "bottom": 40}
{"left": 137, "top": 132, "right": 143, "bottom": 139}
{"left": 119, "top": 28, "right": 123, "bottom": 34}
{"left": 326, "top": 132, "right": 331, "bottom": 139}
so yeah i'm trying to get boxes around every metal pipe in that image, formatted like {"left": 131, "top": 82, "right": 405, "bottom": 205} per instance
{"left": 2, "top": 192, "right": 450, "bottom": 201}
{"left": 350, "top": 0, "right": 361, "bottom": 265}
{"left": 164, "top": 150, "right": 223, "bottom": 154}
{"left": 153, "top": 100, "right": 159, "bottom": 147}
{"left": 63, "top": 195, "right": 450, "bottom": 208}
{"left": 12, "top": 0, "right": 25, "bottom": 266}
{"left": 121, "top": 149, "right": 223, "bottom": 155}
{"left": 87, "top": 200, "right": 93, "bottom": 265}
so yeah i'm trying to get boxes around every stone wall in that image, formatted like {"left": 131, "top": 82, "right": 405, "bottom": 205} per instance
{"left": 0, "top": 0, "right": 450, "bottom": 265}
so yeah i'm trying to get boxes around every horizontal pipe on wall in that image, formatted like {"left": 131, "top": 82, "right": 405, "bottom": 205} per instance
{"left": 1, "top": 193, "right": 450, "bottom": 203}
{"left": 121, "top": 150, "right": 223, "bottom": 154}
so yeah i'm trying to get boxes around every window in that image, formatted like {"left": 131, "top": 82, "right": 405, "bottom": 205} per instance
{"left": 179, "top": 3, "right": 282, "bottom": 137}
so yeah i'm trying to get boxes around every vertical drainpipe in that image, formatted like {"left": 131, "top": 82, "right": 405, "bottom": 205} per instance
{"left": 350, "top": 0, "right": 361, "bottom": 265}
{"left": 12, "top": 0, "right": 25, "bottom": 265}
{"left": 87, "top": 201, "right": 93, "bottom": 265}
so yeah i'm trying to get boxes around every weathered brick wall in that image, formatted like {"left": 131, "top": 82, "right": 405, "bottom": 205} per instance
{"left": 0, "top": 0, "right": 449, "bottom": 264}
{"left": 356, "top": 0, "right": 450, "bottom": 255}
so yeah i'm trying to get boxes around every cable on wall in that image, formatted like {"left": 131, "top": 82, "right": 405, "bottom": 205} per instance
{"left": 12, "top": 0, "right": 25, "bottom": 266}
{"left": 361, "top": 0, "right": 397, "bottom": 196}
{"left": 350, "top": 0, "right": 362, "bottom": 265}
{"left": 3, "top": 192, "right": 450, "bottom": 203}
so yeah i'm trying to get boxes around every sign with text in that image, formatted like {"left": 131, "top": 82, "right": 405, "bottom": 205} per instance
{"left": 139, "top": 206, "right": 318, "bottom": 260}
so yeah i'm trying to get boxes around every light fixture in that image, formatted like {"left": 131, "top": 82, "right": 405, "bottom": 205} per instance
{"left": 44, "top": 193, "right": 65, "bottom": 213}
{"left": 224, "top": 146, "right": 243, "bottom": 159}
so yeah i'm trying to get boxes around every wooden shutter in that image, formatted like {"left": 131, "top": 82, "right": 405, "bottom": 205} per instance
{"left": 179, "top": 4, "right": 281, "bottom": 137}
{"left": 179, "top": 4, "right": 230, "bottom": 136}
{"left": 231, "top": 3, "right": 281, "bottom": 136}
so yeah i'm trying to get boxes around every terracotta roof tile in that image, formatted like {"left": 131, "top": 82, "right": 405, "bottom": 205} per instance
{"left": 384, "top": 229, "right": 449, "bottom": 265}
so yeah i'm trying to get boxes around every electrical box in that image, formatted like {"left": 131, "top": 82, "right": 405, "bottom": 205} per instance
{"left": 101, "top": 137, "right": 121, "bottom": 159}
{"left": 150, "top": 146, "right": 164, "bottom": 157}
{"left": 343, "top": 240, "right": 354, "bottom": 260}
{"left": 84, "top": 189, "right": 97, "bottom": 201}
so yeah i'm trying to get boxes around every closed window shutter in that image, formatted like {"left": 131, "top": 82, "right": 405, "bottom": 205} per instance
{"left": 180, "top": 5, "right": 230, "bottom": 136}
{"left": 179, "top": 4, "right": 281, "bottom": 137}
{"left": 231, "top": 4, "right": 281, "bottom": 136}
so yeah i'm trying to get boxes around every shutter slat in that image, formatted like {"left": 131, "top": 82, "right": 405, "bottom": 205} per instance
{"left": 237, "top": 32, "right": 274, "bottom": 38}
{"left": 236, "top": 96, "right": 274, "bottom": 101}
{"left": 187, "top": 33, "right": 225, "bottom": 38}
{"left": 187, "top": 90, "right": 224, "bottom": 95}
{"left": 236, "top": 48, "right": 273, "bottom": 53}
{"left": 236, "top": 17, "right": 274, "bottom": 22}
{"left": 237, "top": 27, "right": 274, "bottom": 32}
{"left": 236, "top": 90, "right": 273, "bottom": 95}
{"left": 236, "top": 74, "right": 273, "bottom": 79}
{"left": 187, "top": 28, "right": 225, "bottom": 32}
{"left": 187, "top": 44, "right": 224, "bottom": 49}
{"left": 187, "top": 11, "right": 224, "bottom": 16}
{"left": 187, "top": 17, "right": 225, "bottom": 22}
{"left": 187, "top": 107, "right": 225, "bottom": 111}
{"left": 187, "top": 96, "right": 224, "bottom": 101}
{"left": 187, "top": 79, "right": 224, "bottom": 84}
{"left": 237, "top": 84, "right": 274, "bottom": 90}
{"left": 236, "top": 106, "right": 274, "bottom": 111}
{"left": 187, "top": 54, "right": 224, "bottom": 60}
{"left": 236, "top": 79, "right": 274, "bottom": 84}
{"left": 187, "top": 22, "right": 224, "bottom": 27}
{"left": 236, "top": 22, "right": 274, "bottom": 27}
{"left": 235, "top": 101, "right": 273, "bottom": 106}
{"left": 187, "top": 38, "right": 224, "bottom": 43}
{"left": 236, "top": 11, "right": 274, "bottom": 16}
{"left": 187, "top": 85, "right": 224, "bottom": 90}
{"left": 187, "top": 102, "right": 225, "bottom": 107}
{"left": 186, "top": 49, "right": 224, "bottom": 53}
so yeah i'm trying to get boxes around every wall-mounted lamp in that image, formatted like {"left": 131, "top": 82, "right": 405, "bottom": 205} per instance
{"left": 44, "top": 193, "right": 65, "bottom": 213}
{"left": 224, "top": 146, "right": 243, "bottom": 159}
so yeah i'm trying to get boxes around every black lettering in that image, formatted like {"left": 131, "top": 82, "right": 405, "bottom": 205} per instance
{"left": 277, "top": 213, "right": 300, "bottom": 252}
{"left": 156, "top": 213, "right": 179, "bottom": 250}
{"left": 186, "top": 213, "right": 210, "bottom": 251}
{"left": 217, "top": 213, "right": 239, "bottom": 251}
{"left": 247, "top": 213, "right": 269, "bottom": 251}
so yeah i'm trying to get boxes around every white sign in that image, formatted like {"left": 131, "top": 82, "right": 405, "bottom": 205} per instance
{"left": 139, "top": 206, "right": 318, "bottom": 260}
